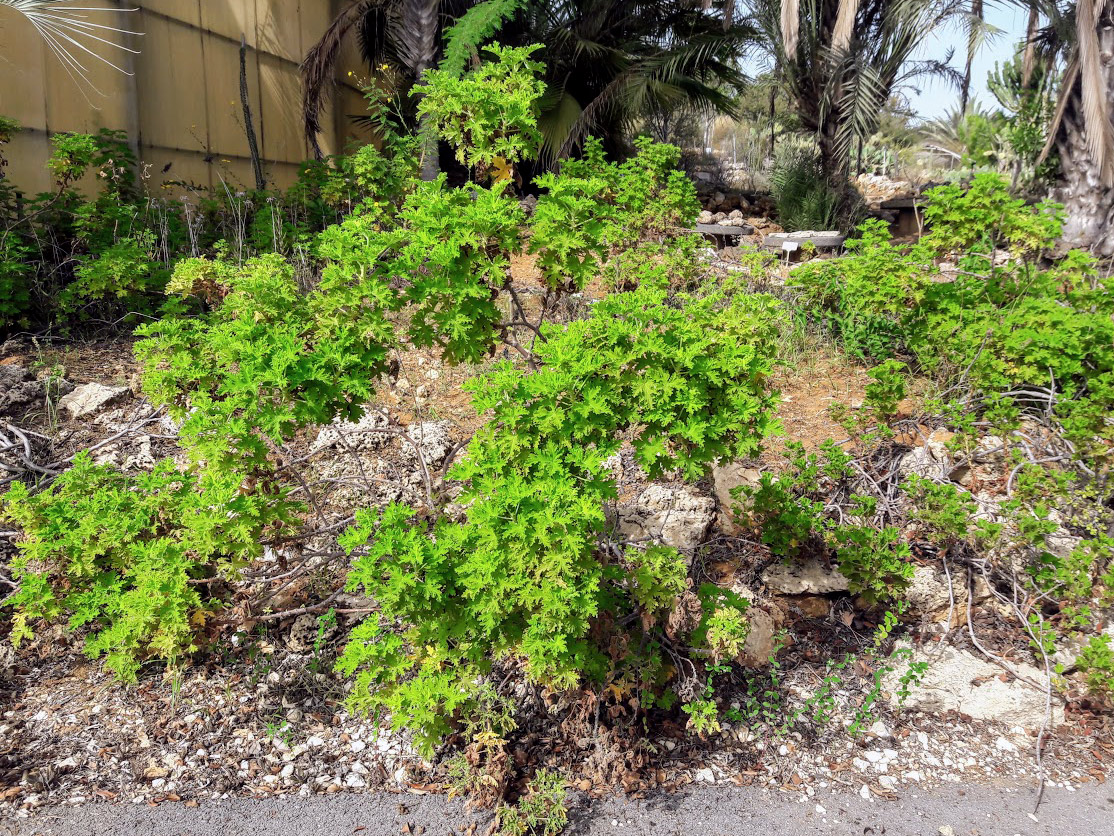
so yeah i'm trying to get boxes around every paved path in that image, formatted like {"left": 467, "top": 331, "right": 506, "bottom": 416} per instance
{"left": 5, "top": 781, "right": 1112, "bottom": 836}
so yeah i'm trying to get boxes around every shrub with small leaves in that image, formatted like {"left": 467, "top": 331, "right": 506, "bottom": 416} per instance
{"left": 1, "top": 455, "right": 289, "bottom": 681}
{"left": 416, "top": 44, "right": 546, "bottom": 173}
{"left": 337, "top": 280, "right": 779, "bottom": 753}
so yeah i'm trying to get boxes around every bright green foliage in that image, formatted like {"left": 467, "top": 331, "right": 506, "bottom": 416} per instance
{"left": 47, "top": 132, "right": 99, "bottom": 185}
{"left": 416, "top": 44, "right": 546, "bottom": 171}
{"left": 902, "top": 475, "right": 986, "bottom": 546}
{"left": 136, "top": 253, "right": 395, "bottom": 471}
{"left": 0, "top": 455, "right": 290, "bottom": 681}
{"left": 733, "top": 441, "right": 913, "bottom": 602}
{"left": 791, "top": 175, "right": 1114, "bottom": 462}
{"left": 829, "top": 517, "right": 913, "bottom": 605}
{"left": 390, "top": 178, "right": 524, "bottom": 362}
{"left": 790, "top": 218, "right": 925, "bottom": 360}
{"left": 558, "top": 137, "right": 701, "bottom": 249}
{"left": 440, "top": 0, "right": 527, "bottom": 77}
{"left": 918, "top": 173, "right": 1062, "bottom": 259}
{"left": 60, "top": 232, "right": 165, "bottom": 312}
{"left": 863, "top": 359, "right": 907, "bottom": 422}
{"left": 529, "top": 169, "right": 611, "bottom": 289}
{"left": 496, "top": 769, "right": 568, "bottom": 836}
{"left": 528, "top": 138, "right": 700, "bottom": 289}
{"left": 1077, "top": 635, "right": 1114, "bottom": 698}
{"left": 337, "top": 281, "right": 778, "bottom": 754}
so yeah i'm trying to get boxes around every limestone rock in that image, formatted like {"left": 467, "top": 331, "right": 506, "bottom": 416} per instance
{"left": 883, "top": 642, "right": 1064, "bottom": 729}
{"left": 762, "top": 556, "right": 849, "bottom": 595}
{"left": 58, "top": 382, "right": 128, "bottom": 419}
{"left": 898, "top": 428, "right": 955, "bottom": 479}
{"left": 314, "top": 408, "right": 390, "bottom": 452}
{"left": 399, "top": 421, "right": 455, "bottom": 469}
{"left": 711, "top": 463, "right": 761, "bottom": 535}
{"left": 614, "top": 484, "right": 715, "bottom": 553}
{"left": 904, "top": 565, "right": 990, "bottom": 625}
{"left": 738, "top": 605, "right": 778, "bottom": 668}
{"left": 0, "top": 365, "right": 73, "bottom": 416}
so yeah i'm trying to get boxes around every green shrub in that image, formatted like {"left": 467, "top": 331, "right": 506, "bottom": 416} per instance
{"left": 336, "top": 280, "right": 779, "bottom": 753}
{"left": 0, "top": 455, "right": 289, "bottom": 681}
{"left": 1077, "top": 634, "right": 1114, "bottom": 698}
{"left": 416, "top": 44, "right": 546, "bottom": 172}
{"left": 733, "top": 442, "right": 913, "bottom": 602}
{"left": 791, "top": 175, "right": 1114, "bottom": 462}
{"left": 770, "top": 147, "right": 842, "bottom": 232}
{"left": 497, "top": 769, "right": 568, "bottom": 836}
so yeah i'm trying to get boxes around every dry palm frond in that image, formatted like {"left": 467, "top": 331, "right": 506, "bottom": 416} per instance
{"left": 1075, "top": 0, "right": 1114, "bottom": 183}
{"left": 832, "top": 0, "right": 859, "bottom": 54}
{"left": 1, "top": 1, "right": 141, "bottom": 93}
{"left": 301, "top": 0, "right": 379, "bottom": 158}
{"left": 780, "top": 0, "right": 799, "bottom": 59}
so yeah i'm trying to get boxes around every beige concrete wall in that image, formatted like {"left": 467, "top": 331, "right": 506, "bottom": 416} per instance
{"left": 0, "top": 1, "right": 372, "bottom": 196}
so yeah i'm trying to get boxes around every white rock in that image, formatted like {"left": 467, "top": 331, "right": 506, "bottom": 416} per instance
{"left": 345, "top": 773, "right": 366, "bottom": 788}
{"left": 859, "top": 784, "right": 872, "bottom": 800}
{"left": 694, "top": 768, "right": 716, "bottom": 784}
{"left": 58, "top": 382, "right": 129, "bottom": 419}
{"left": 995, "top": 736, "right": 1018, "bottom": 753}
{"left": 613, "top": 484, "right": 715, "bottom": 554}
{"left": 711, "top": 463, "right": 761, "bottom": 535}
{"left": 399, "top": 421, "right": 455, "bottom": 469}
{"left": 883, "top": 642, "right": 1064, "bottom": 730}
{"left": 869, "top": 721, "right": 891, "bottom": 739}
{"left": 762, "top": 556, "right": 850, "bottom": 595}
{"left": 314, "top": 408, "right": 390, "bottom": 452}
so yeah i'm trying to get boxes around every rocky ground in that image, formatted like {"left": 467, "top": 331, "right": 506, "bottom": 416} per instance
{"left": 1, "top": 252, "right": 1111, "bottom": 829}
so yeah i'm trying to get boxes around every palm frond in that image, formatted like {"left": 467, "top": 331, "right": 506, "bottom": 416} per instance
{"left": 780, "top": 0, "right": 799, "bottom": 59}
{"left": 301, "top": 0, "right": 379, "bottom": 158}
{"left": 832, "top": 0, "right": 859, "bottom": 54}
{"left": 1, "top": 0, "right": 141, "bottom": 94}
{"left": 1075, "top": 0, "right": 1114, "bottom": 183}
{"left": 389, "top": 0, "right": 440, "bottom": 75}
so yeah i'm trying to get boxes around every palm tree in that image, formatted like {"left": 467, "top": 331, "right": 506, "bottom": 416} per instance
{"left": 302, "top": 0, "right": 752, "bottom": 165}
{"left": 1028, "top": 0, "right": 1114, "bottom": 254}
{"left": 0, "top": 0, "right": 139, "bottom": 92}
{"left": 960, "top": 0, "right": 984, "bottom": 113}
{"left": 301, "top": 0, "right": 474, "bottom": 172}
{"left": 495, "top": 0, "right": 753, "bottom": 160}
{"left": 751, "top": 0, "right": 964, "bottom": 189}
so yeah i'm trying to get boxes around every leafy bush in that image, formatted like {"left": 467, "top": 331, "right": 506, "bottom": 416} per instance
{"left": 1077, "top": 635, "right": 1114, "bottom": 698}
{"left": 0, "top": 455, "right": 287, "bottom": 681}
{"left": 732, "top": 442, "right": 913, "bottom": 603}
{"left": 496, "top": 769, "right": 568, "bottom": 836}
{"left": 416, "top": 44, "right": 546, "bottom": 173}
{"left": 770, "top": 147, "right": 843, "bottom": 232}
{"left": 791, "top": 174, "right": 1114, "bottom": 461}
{"left": 789, "top": 218, "right": 925, "bottom": 360}
{"left": 336, "top": 280, "right": 779, "bottom": 753}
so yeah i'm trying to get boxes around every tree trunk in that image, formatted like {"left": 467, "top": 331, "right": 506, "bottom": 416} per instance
{"left": 418, "top": 108, "right": 440, "bottom": 181}
{"left": 960, "top": 0, "right": 983, "bottom": 114}
{"left": 1056, "top": 11, "right": 1114, "bottom": 256}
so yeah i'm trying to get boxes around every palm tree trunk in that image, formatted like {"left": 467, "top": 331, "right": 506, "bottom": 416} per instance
{"left": 1056, "top": 3, "right": 1114, "bottom": 256}
{"left": 960, "top": 0, "right": 983, "bottom": 113}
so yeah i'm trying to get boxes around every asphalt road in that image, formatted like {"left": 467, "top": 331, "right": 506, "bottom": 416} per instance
{"left": 5, "top": 780, "right": 1112, "bottom": 836}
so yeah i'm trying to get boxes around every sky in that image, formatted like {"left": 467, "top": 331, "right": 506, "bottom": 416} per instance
{"left": 904, "top": 4, "right": 1030, "bottom": 120}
